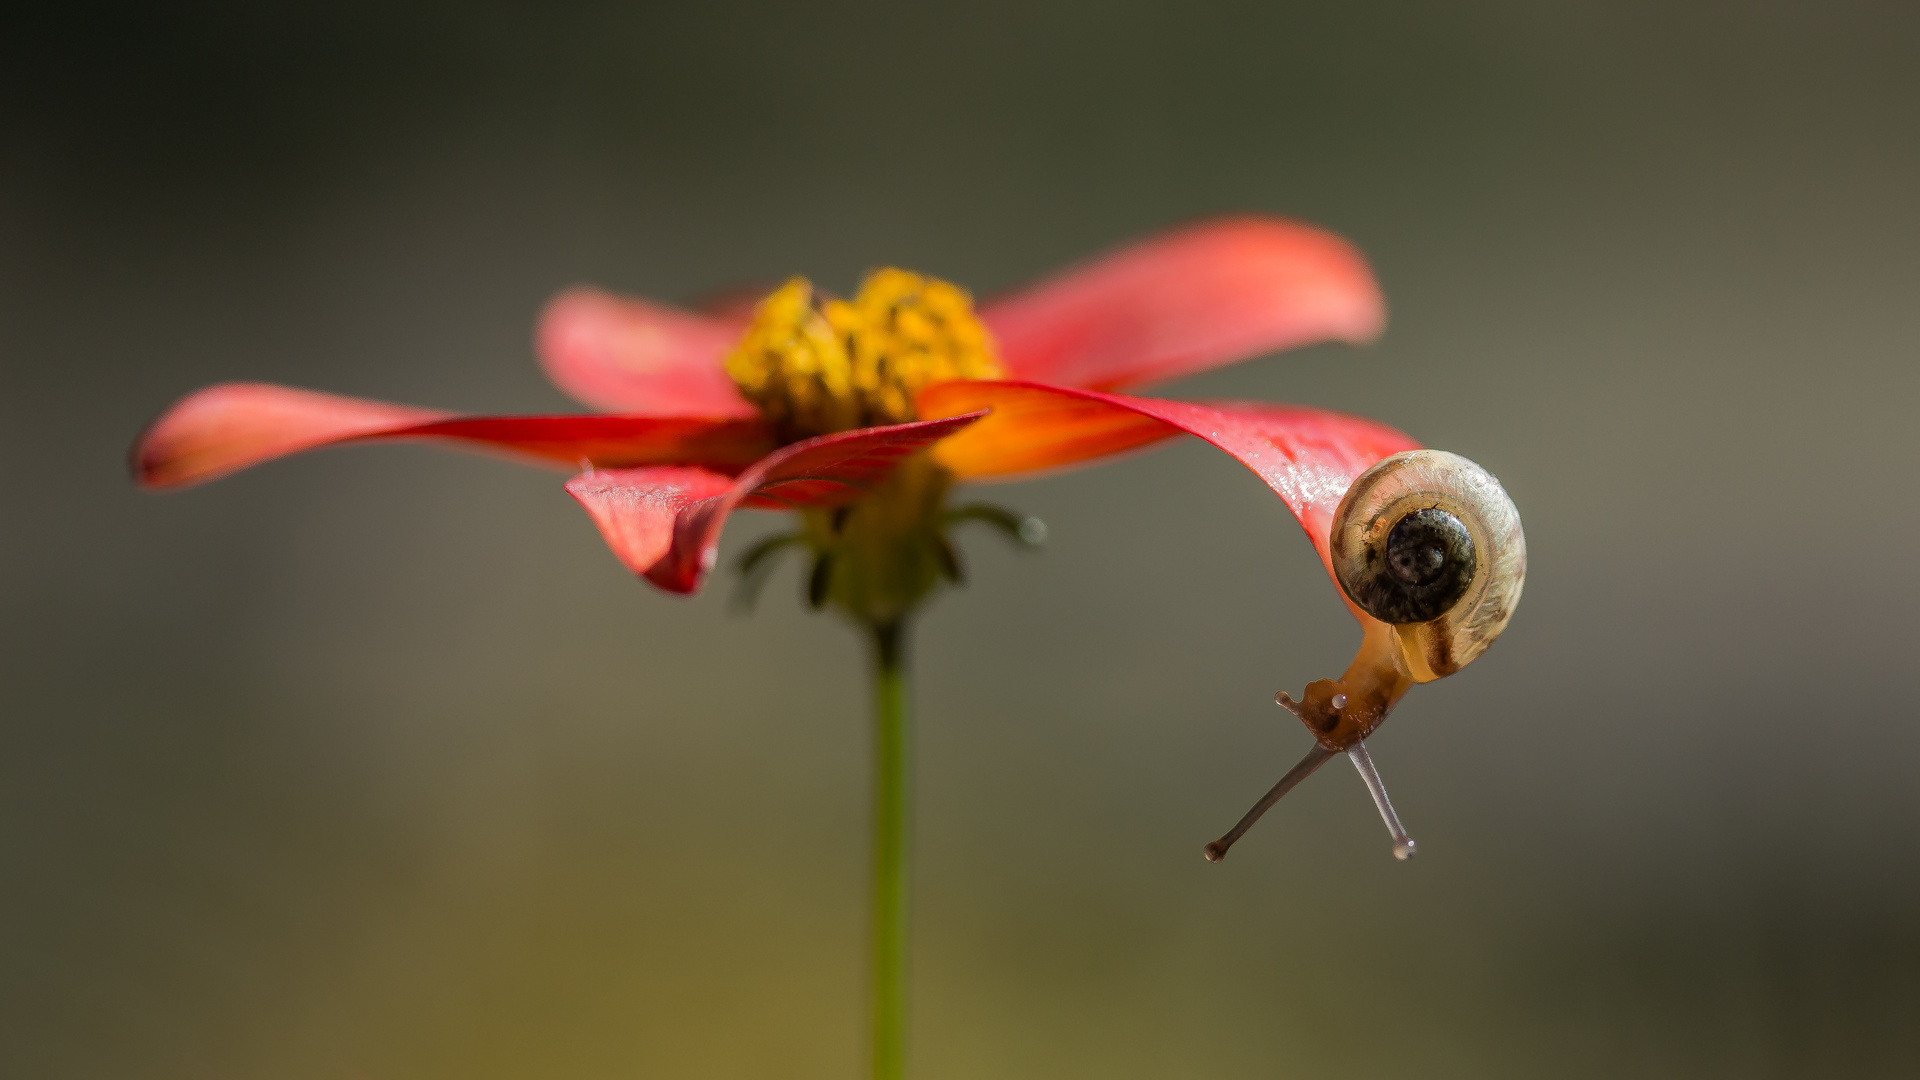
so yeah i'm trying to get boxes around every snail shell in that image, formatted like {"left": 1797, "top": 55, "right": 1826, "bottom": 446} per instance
{"left": 1330, "top": 450, "right": 1525, "bottom": 682}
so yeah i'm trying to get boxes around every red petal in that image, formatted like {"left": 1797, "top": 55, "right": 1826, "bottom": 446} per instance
{"left": 134, "top": 383, "right": 450, "bottom": 489}
{"left": 537, "top": 287, "right": 758, "bottom": 417}
{"left": 566, "top": 412, "right": 986, "bottom": 594}
{"left": 397, "top": 414, "right": 773, "bottom": 473}
{"left": 921, "top": 380, "right": 1418, "bottom": 579}
{"left": 980, "top": 217, "right": 1385, "bottom": 391}
{"left": 133, "top": 382, "right": 776, "bottom": 490}
{"left": 561, "top": 466, "right": 741, "bottom": 587}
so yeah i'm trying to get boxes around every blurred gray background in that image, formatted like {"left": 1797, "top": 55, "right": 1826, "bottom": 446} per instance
{"left": 4, "top": 2, "right": 1917, "bottom": 1077}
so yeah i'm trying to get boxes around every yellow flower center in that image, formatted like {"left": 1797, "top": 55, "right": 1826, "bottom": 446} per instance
{"left": 725, "top": 268, "right": 1003, "bottom": 441}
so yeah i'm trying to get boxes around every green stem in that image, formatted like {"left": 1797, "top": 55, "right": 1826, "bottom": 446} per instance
{"left": 868, "top": 619, "right": 911, "bottom": 1080}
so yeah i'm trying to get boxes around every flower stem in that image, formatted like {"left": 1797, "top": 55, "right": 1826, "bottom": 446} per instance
{"left": 868, "top": 619, "right": 911, "bottom": 1080}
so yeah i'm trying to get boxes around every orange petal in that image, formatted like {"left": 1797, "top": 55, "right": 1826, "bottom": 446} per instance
{"left": 920, "top": 380, "right": 1184, "bottom": 479}
{"left": 536, "top": 287, "right": 759, "bottom": 417}
{"left": 980, "top": 216, "right": 1384, "bottom": 391}
{"left": 921, "top": 380, "right": 1418, "bottom": 580}
{"left": 133, "top": 382, "right": 775, "bottom": 490}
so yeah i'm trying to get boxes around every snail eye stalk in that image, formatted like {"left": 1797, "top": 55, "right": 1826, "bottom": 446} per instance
{"left": 1201, "top": 733, "right": 1419, "bottom": 862}
{"left": 1347, "top": 740, "right": 1416, "bottom": 860}
{"left": 1202, "top": 742, "right": 1336, "bottom": 862}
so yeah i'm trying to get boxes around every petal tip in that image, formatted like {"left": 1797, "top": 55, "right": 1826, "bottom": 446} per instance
{"left": 129, "top": 382, "right": 449, "bottom": 491}
{"left": 564, "top": 465, "right": 738, "bottom": 593}
{"left": 534, "top": 287, "right": 612, "bottom": 360}
{"left": 535, "top": 286, "right": 755, "bottom": 417}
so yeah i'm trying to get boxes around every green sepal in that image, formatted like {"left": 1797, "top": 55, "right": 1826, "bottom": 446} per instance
{"left": 933, "top": 535, "right": 964, "bottom": 585}
{"left": 730, "top": 530, "right": 807, "bottom": 613}
{"left": 945, "top": 502, "right": 1048, "bottom": 548}
{"left": 807, "top": 552, "right": 834, "bottom": 610}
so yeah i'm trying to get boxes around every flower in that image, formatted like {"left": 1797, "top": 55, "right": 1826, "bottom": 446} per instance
{"left": 133, "top": 216, "right": 1416, "bottom": 631}
{"left": 130, "top": 216, "right": 1511, "bottom": 1066}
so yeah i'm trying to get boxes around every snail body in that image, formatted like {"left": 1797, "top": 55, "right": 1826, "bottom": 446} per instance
{"left": 1209, "top": 448, "right": 1525, "bottom": 863}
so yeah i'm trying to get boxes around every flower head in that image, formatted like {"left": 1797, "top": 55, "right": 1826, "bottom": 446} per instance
{"left": 727, "top": 271, "right": 1003, "bottom": 441}
{"left": 135, "top": 216, "right": 1399, "bottom": 609}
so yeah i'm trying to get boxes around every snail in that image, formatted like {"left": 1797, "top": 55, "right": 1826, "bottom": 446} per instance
{"left": 1204, "top": 450, "right": 1526, "bottom": 862}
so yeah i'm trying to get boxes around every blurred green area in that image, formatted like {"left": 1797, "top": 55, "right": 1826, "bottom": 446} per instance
{"left": 3, "top": 2, "right": 1918, "bottom": 1077}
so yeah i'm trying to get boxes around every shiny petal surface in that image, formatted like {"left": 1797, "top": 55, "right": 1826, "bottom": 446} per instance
{"left": 567, "top": 412, "right": 986, "bottom": 594}
{"left": 981, "top": 217, "right": 1385, "bottom": 391}
{"left": 537, "top": 287, "right": 758, "bottom": 416}
{"left": 134, "top": 382, "right": 776, "bottom": 490}
{"left": 921, "top": 380, "right": 1418, "bottom": 575}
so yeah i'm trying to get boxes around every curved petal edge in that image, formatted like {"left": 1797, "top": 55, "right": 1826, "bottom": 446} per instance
{"left": 133, "top": 383, "right": 454, "bottom": 490}
{"left": 133, "top": 382, "right": 777, "bottom": 490}
{"left": 921, "top": 380, "right": 1419, "bottom": 589}
{"left": 566, "top": 411, "right": 987, "bottom": 594}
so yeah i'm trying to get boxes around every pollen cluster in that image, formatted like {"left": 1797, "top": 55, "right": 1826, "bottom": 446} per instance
{"left": 725, "top": 269, "right": 1003, "bottom": 441}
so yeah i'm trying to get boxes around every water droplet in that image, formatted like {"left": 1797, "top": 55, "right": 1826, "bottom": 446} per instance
{"left": 1393, "top": 839, "right": 1417, "bottom": 860}
{"left": 1331, "top": 693, "right": 1348, "bottom": 710}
